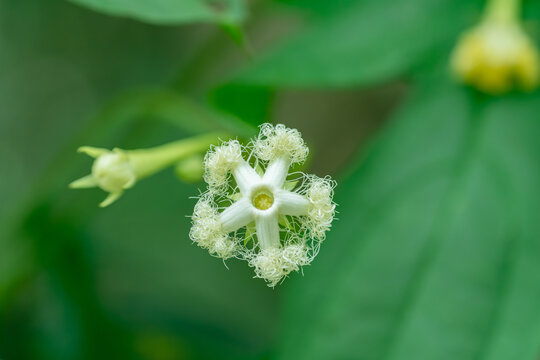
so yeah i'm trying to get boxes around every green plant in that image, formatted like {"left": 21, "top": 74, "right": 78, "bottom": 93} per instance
{"left": 2, "top": 0, "right": 540, "bottom": 359}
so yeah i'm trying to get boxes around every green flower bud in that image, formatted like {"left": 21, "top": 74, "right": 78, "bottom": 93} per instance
{"left": 70, "top": 133, "right": 223, "bottom": 207}
{"left": 175, "top": 154, "right": 204, "bottom": 183}
{"left": 92, "top": 150, "right": 136, "bottom": 193}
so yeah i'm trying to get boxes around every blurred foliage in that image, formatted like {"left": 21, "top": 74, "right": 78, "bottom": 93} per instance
{"left": 68, "top": 0, "right": 247, "bottom": 25}
{"left": 238, "top": 0, "right": 483, "bottom": 87}
{"left": 278, "top": 69, "right": 540, "bottom": 359}
{"left": 1, "top": 0, "right": 540, "bottom": 359}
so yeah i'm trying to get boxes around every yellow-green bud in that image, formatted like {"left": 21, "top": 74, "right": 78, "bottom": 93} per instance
{"left": 175, "top": 154, "right": 204, "bottom": 183}
{"left": 91, "top": 151, "right": 136, "bottom": 193}
{"left": 450, "top": 0, "right": 540, "bottom": 94}
{"left": 70, "top": 133, "right": 224, "bottom": 207}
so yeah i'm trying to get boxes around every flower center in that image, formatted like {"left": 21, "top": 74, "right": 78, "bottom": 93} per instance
{"left": 252, "top": 190, "right": 274, "bottom": 210}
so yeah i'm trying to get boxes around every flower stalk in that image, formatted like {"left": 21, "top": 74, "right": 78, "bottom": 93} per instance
{"left": 484, "top": 0, "right": 519, "bottom": 23}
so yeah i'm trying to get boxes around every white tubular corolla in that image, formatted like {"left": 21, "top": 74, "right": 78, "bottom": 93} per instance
{"left": 190, "top": 124, "right": 337, "bottom": 287}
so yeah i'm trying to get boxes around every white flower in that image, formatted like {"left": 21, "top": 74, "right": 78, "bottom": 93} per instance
{"left": 190, "top": 124, "right": 337, "bottom": 287}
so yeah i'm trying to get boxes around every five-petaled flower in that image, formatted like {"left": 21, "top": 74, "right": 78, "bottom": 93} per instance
{"left": 190, "top": 124, "right": 337, "bottom": 287}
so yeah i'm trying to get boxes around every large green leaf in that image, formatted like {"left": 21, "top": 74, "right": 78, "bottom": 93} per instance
{"left": 236, "top": 0, "right": 482, "bottom": 87}
{"left": 68, "top": 0, "right": 246, "bottom": 25}
{"left": 278, "top": 75, "right": 540, "bottom": 359}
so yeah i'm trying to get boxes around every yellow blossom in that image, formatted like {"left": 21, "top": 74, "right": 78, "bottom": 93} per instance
{"left": 450, "top": 0, "right": 540, "bottom": 94}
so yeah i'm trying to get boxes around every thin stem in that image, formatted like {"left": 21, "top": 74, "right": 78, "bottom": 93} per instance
{"left": 129, "top": 133, "right": 224, "bottom": 178}
{"left": 484, "top": 0, "right": 521, "bottom": 23}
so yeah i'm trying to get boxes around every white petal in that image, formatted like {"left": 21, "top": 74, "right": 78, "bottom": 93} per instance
{"left": 255, "top": 211, "right": 281, "bottom": 250}
{"left": 276, "top": 190, "right": 309, "bottom": 216}
{"left": 262, "top": 157, "right": 290, "bottom": 188}
{"left": 232, "top": 162, "right": 261, "bottom": 194}
{"left": 219, "top": 198, "right": 254, "bottom": 233}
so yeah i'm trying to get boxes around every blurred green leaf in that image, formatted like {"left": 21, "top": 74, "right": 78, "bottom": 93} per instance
{"left": 209, "top": 84, "right": 274, "bottom": 127}
{"left": 21, "top": 204, "right": 137, "bottom": 360}
{"left": 87, "top": 88, "right": 257, "bottom": 137}
{"left": 278, "top": 75, "right": 540, "bottom": 359}
{"left": 220, "top": 23, "right": 251, "bottom": 53}
{"left": 0, "top": 234, "right": 32, "bottom": 309}
{"left": 236, "top": 0, "right": 481, "bottom": 87}
{"left": 273, "top": 0, "right": 356, "bottom": 17}
{"left": 68, "top": 0, "right": 247, "bottom": 25}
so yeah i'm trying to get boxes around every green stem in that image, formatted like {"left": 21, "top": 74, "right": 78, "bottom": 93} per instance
{"left": 485, "top": 0, "right": 521, "bottom": 23}
{"left": 128, "top": 133, "right": 223, "bottom": 179}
